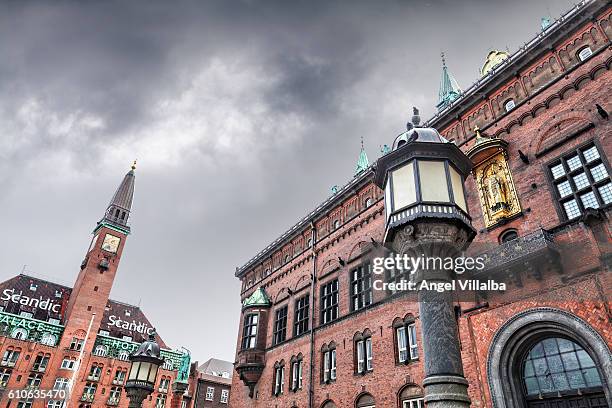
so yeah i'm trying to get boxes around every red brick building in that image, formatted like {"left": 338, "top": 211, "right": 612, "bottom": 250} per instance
{"left": 231, "top": 1, "right": 612, "bottom": 407}
{"left": 0, "top": 164, "right": 196, "bottom": 408}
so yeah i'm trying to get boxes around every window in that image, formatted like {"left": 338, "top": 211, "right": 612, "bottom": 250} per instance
{"left": 355, "top": 333, "right": 373, "bottom": 374}
{"left": 158, "top": 376, "right": 170, "bottom": 392}
{"left": 98, "top": 329, "right": 109, "bottom": 336}
{"left": 53, "top": 377, "right": 68, "bottom": 390}
{"left": 93, "top": 345, "right": 108, "bottom": 357}
{"left": 117, "top": 350, "right": 129, "bottom": 361}
{"left": 26, "top": 373, "right": 43, "bottom": 388}
{"left": 241, "top": 314, "right": 258, "bottom": 350}
{"left": 395, "top": 319, "right": 418, "bottom": 363}
{"left": 294, "top": 295, "right": 309, "bottom": 336}
{"left": 273, "top": 361, "right": 284, "bottom": 396}
{"left": 11, "top": 327, "right": 29, "bottom": 340}
{"left": 17, "top": 400, "right": 33, "bottom": 408}
{"left": 48, "top": 318, "right": 61, "bottom": 325}
{"left": 0, "top": 368, "right": 12, "bottom": 386}
{"left": 320, "top": 279, "right": 339, "bottom": 324}
{"left": 32, "top": 354, "right": 50, "bottom": 372}
{"left": 365, "top": 198, "right": 373, "bottom": 208}
{"left": 322, "top": 344, "right": 337, "bottom": 383}
{"left": 522, "top": 337, "right": 602, "bottom": 397}
{"left": 206, "top": 386, "right": 215, "bottom": 401}
{"left": 577, "top": 46, "right": 593, "bottom": 61}
{"left": 155, "top": 393, "right": 167, "bottom": 408}
{"left": 220, "top": 389, "right": 229, "bottom": 404}
{"left": 355, "top": 392, "right": 375, "bottom": 408}
{"left": 504, "top": 99, "right": 515, "bottom": 112}
{"left": 20, "top": 311, "right": 33, "bottom": 318}
{"left": 333, "top": 219, "right": 340, "bottom": 230}
{"left": 290, "top": 355, "right": 303, "bottom": 391}
{"left": 549, "top": 143, "right": 611, "bottom": 220}
{"left": 350, "top": 264, "right": 372, "bottom": 311}
{"left": 108, "top": 386, "right": 121, "bottom": 404}
{"left": 54, "top": 290, "right": 62, "bottom": 298}
{"left": 403, "top": 398, "right": 424, "bottom": 408}
{"left": 40, "top": 333, "right": 57, "bottom": 346}
{"left": 113, "top": 369, "right": 127, "bottom": 385}
{"left": 69, "top": 337, "right": 84, "bottom": 351}
{"left": 499, "top": 229, "right": 518, "bottom": 243}
{"left": 82, "top": 382, "right": 97, "bottom": 400}
{"left": 88, "top": 364, "right": 102, "bottom": 381}
{"left": 273, "top": 306, "right": 288, "bottom": 345}
{"left": 2, "top": 348, "right": 21, "bottom": 367}
{"left": 47, "top": 401, "right": 64, "bottom": 408}
{"left": 122, "top": 335, "right": 132, "bottom": 342}
{"left": 162, "top": 359, "right": 173, "bottom": 370}
{"left": 60, "top": 357, "right": 76, "bottom": 370}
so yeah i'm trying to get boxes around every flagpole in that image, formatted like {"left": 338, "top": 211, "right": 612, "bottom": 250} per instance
{"left": 65, "top": 312, "right": 96, "bottom": 407}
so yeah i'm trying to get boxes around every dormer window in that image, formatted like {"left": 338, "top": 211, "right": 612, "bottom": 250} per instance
{"left": 504, "top": 99, "right": 515, "bottom": 112}
{"left": 125, "top": 310, "right": 131, "bottom": 317}
{"left": 54, "top": 291, "right": 62, "bottom": 298}
{"left": 29, "top": 284, "right": 37, "bottom": 292}
{"left": 577, "top": 46, "right": 593, "bottom": 62}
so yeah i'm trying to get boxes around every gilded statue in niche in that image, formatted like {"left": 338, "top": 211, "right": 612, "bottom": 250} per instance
{"left": 475, "top": 153, "right": 521, "bottom": 227}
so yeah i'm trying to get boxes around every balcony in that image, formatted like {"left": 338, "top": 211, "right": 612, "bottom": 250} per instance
{"left": 80, "top": 393, "right": 95, "bottom": 402}
{"left": 107, "top": 397, "right": 120, "bottom": 406}
{"left": 474, "top": 229, "right": 561, "bottom": 286}
{"left": 235, "top": 349, "right": 266, "bottom": 398}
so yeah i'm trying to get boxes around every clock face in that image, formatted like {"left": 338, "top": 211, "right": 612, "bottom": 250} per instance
{"left": 89, "top": 234, "right": 99, "bottom": 252}
{"left": 101, "top": 234, "right": 121, "bottom": 254}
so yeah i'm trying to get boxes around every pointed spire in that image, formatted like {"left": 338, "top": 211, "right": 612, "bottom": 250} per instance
{"left": 100, "top": 162, "right": 136, "bottom": 233}
{"left": 436, "top": 52, "right": 462, "bottom": 111}
{"left": 355, "top": 135, "right": 370, "bottom": 176}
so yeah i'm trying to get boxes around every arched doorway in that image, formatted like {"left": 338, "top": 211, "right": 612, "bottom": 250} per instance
{"left": 522, "top": 337, "right": 607, "bottom": 407}
{"left": 487, "top": 308, "right": 612, "bottom": 408}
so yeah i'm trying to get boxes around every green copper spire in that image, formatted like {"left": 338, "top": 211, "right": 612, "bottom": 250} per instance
{"left": 436, "top": 52, "right": 462, "bottom": 111}
{"left": 355, "top": 136, "right": 370, "bottom": 176}
{"left": 242, "top": 287, "right": 272, "bottom": 309}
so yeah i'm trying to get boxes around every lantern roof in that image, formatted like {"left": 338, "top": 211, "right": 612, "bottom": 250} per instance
{"left": 131, "top": 331, "right": 161, "bottom": 359}
{"left": 242, "top": 287, "right": 272, "bottom": 309}
{"left": 392, "top": 107, "right": 449, "bottom": 151}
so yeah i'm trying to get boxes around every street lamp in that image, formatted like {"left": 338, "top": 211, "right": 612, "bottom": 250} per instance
{"left": 125, "top": 332, "right": 164, "bottom": 408}
{"left": 374, "top": 108, "right": 475, "bottom": 408}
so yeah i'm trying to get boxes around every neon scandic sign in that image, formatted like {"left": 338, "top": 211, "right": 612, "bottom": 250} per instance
{"left": 1, "top": 289, "right": 62, "bottom": 313}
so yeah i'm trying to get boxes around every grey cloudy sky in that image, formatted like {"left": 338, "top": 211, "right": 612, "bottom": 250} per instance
{"left": 0, "top": 0, "right": 576, "bottom": 362}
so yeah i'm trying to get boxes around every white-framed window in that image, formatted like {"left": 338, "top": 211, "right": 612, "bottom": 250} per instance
{"left": 47, "top": 400, "right": 63, "bottom": 408}
{"left": 118, "top": 351, "right": 130, "bottom": 361}
{"left": 54, "top": 290, "right": 62, "bottom": 298}
{"left": 29, "top": 284, "right": 37, "bottom": 292}
{"left": 2, "top": 349, "right": 20, "bottom": 366}
{"left": 397, "top": 322, "right": 418, "bottom": 363}
{"left": 53, "top": 377, "right": 68, "bottom": 390}
{"left": 158, "top": 377, "right": 170, "bottom": 392}
{"left": 355, "top": 337, "right": 373, "bottom": 374}
{"left": 20, "top": 311, "right": 33, "bottom": 318}
{"left": 155, "top": 393, "right": 167, "bottom": 408}
{"left": 113, "top": 369, "right": 127, "bottom": 385}
{"left": 93, "top": 345, "right": 108, "bottom": 357}
{"left": 206, "top": 386, "right": 215, "bottom": 401}
{"left": 291, "top": 358, "right": 303, "bottom": 391}
{"left": 26, "top": 373, "right": 43, "bottom": 388}
{"left": 98, "top": 330, "right": 110, "bottom": 336}
{"left": 577, "top": 46, "right": 593, "bottom": 61}
{"left": 403, "top": 398, "right": 424, "bottom": 408}
{"left": 322, "top": 349, "right": 336, "bottom": 382}
{"left": 504, "top": 98, "right": 515, "bottom": 112}
{"left": 122, "top": 335, "right": 132, "bottom": 342}
{"left": 60, "top": 357, "right": 76, "bottom": 370}
{"left": 47, "top": 318, "right": 61, "bottom": 325}
{"left": 69, "top": 338, "right": 83, "bottom": 351}
{"left": 11, "top": 327, "right": 29, "bottom": 340}
{"left": 220, "top": 389, "right": 229, "bottom": 404}
{"left": 0, "top": 367, "right": 12, "bottom": 386}
{"left": 273, "top": 364, "right": 284, "bottom": 396}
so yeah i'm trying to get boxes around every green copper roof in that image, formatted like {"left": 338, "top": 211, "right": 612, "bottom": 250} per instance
{"left": 436, "top": 53, "right": 462, "bottom": 111}
{"left": 354, "top": 137, "right": 369, "bottom": 176}
{"left": 242, "top": 287, "right": 272, "bottom": 309}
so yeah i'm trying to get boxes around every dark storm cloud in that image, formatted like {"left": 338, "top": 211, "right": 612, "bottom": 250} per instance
{"left": 0, "top": 0, "right": 576, "bottom": 361}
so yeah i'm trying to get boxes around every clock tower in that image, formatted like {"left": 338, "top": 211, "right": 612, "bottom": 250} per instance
{"left": 60, "top": 161, "right": 137, "bottom": 353}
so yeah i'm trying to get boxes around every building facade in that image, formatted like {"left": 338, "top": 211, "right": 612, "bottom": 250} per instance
{"left": 0, "top": 164, "right": 195, "bottom": 408}
{"left": 193, "top": 359, "right": 232, "bottom": 407}
{"left": 231, "top": 1, "right": 612, "bottom": 407}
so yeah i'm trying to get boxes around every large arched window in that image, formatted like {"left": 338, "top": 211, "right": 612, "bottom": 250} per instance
{"left": 522, "top": 337, "right": 603, "bottom": 398}
{"left": 398, "top": 384, "right": 424, "bottom": 408}
{"left": 355, "top": 392, "right": 375, "bottom": 408}
{"left": 10, "top": 328, "right": 28, "bottom": 340}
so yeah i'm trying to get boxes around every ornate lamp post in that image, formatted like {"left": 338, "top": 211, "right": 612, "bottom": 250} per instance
{"left": 125, "top": 332, "right": 164, "bottom": 408}
{"left": 374, "top": 108, "right": 475, "bottom": 408}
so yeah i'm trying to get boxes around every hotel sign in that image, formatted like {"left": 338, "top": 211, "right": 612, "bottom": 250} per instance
{"left": 1, "top": 289, "right": 62, "bottom": 313}
{"left": 108, "top": 315, "right": 155, "bottom": 336}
